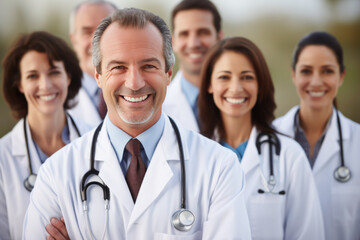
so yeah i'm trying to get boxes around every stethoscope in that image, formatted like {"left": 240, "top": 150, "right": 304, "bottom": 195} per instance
{"left": 294, "top": 107, "right": 351, "bottom": 183}
{"left": 23, "top": 113, "right": 81, "bottom": 192}
{"left": 256, "top": 132, "right": 286, "bottom": 195}
{"left": 80, "top": 117, "right": 195, "bottom": 239}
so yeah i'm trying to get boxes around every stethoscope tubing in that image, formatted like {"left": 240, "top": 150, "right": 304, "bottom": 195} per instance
{"left": 294, "top": 107, "right": 350, "bottom": 182}
{"left": 23, "top": 113, "right": 80, "bottom": 192}
{"left": 168, "top": 117, "right": 187, "bottom": 209}
{"left": 256, "top": 132, "right": 284, "bottom": 194}
{"left": 335, "top": 109, "right": 345, "bottom": 167}
{"left": 23, "top": 116, "right": 34, "bottom": 178}
{"left": 81, "top": 117, "right": 194, "bottom": 233}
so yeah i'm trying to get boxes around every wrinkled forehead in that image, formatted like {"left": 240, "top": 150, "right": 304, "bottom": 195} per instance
{"left": 99, "top": 22, "right": 165, "bottom": 65}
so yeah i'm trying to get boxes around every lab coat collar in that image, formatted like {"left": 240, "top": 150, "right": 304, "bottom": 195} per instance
{"left": 11, "top": 119, "right": 27, "bottom": 157}
{"left": 66, "top": 113, "right": 83, "bottom": 141}
{"left": 275, "top": 106, "right": 299, "bottom": 138}
{"left": 158, "top": 113, "right": 191, "bottom": 161}
{"left": 163, "top": 71, "right": 199, "bottom": 132}
{"left": 335, "top": 110, "right": 351, "bottom": 141}
{"left": 12, "top": 118, "right": 42, "bottom": 172}
{"left": 241, "top": 127, "right": 261, "bottom": 175}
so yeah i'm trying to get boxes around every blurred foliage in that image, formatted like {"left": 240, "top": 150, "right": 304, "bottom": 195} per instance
{"left": 0, "top": 1, "right": 359, "bottom": 137}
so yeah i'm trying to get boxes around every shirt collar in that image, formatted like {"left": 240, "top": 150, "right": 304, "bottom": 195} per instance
{"left": 180, "top": 74, "right": 199, "bottom": 108}
{"left": 82, "top": 72, "right": 99, "bottom": 99}
{"left": 106, "top": 114, "right": 165, "bottom": 164}
{"left": 221, "top": 140, "right": 249, "bottom": 162}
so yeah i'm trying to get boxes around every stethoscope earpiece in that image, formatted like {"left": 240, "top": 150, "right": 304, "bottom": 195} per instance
{"left": 24, "top": 173, "right": 37, "bottom": 192}
{"left": 172, "top": 209, "right": 195, "bottom": 232}
{"left": 334, "top": 166, "right": 351, "bottom": 183}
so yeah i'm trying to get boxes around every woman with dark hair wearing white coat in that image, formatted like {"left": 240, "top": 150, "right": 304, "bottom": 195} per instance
{"left": 0, "top": 31, "right": 91, "bottom": 239}
{"left": 199, "top": 36, "right": 325, "bottom": 240}
{"left": 274, "top": 31, "right": 360, "bottom": 240}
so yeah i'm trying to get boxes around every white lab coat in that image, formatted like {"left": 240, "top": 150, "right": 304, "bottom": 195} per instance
{"left": 241, "top": 127, "right": 324, "bottom": 240}
{"left": 163, "top": 71, "right": 199, "bottom": 132}
{"left": 68, "top": 74, "right": 102, "bottom": 129}
{"left": 0, "top": 114, "right": 90, "bottom": 240}
{"left": 273, "top": 106, "right": 360, "bottom": 240}
{"left": 23, "top": 114, "right": 252, "bottom": 239}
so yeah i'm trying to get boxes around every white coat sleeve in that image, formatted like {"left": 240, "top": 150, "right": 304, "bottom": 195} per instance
{"left": 284, "top": 146, "right": 325, "bottom": 240}
{"left": 0, "top": 163, "right": 11, "bottom": 240}
{"left": 202, "top": 152, "right": 252, "bottom": 240}
{"left": 22, "top": 161, "right": 62, "bottom": 239}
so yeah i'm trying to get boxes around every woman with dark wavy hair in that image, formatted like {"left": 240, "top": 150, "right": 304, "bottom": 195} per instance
{"left": 198, "top": 36, "right": 324, "bottom": 239}
{"left": 0, "top": 31, "right": 90, "bottom": 239}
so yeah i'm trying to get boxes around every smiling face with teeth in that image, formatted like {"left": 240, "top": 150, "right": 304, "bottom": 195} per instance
{"left": 172, "top": 9, "right": 222, "bottom": 87}
{"left": 95, "top": 22, "right": 172, "bottom": 136}
{"left": 292, "top": 45, "right": 345, "bottom": 112}
{"left": 208, "top": 51, "right": 258, "bottom": 122}
{"left": 19, "top": 51, "right": 71, "bottom": 118}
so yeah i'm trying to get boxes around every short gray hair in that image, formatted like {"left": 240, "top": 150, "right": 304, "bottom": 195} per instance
{"left": 92, "top": 8, "right": 175, "bottom": 74}
{"left": 69, "top": 0, "right": 117, "bottom": 34}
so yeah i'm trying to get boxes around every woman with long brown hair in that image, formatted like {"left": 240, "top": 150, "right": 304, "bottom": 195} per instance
{"left": 199, "top": 36, "right": 324, "bottom": 239}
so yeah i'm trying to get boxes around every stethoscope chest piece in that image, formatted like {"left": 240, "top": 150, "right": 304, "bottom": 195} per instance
{"left": 24, "top": 173, "right": 37, "bottom": 192}
{"left": 172, "top": 208, "right": 195, "bottom": 232}
{"left": 334, "top": 166, "right": 351, "bottom": 183}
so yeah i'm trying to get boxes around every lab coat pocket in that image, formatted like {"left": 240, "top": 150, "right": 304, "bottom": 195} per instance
{"left": 248, "top": 195, "right": 284, "bottom": 240}
{"left": 154, "top": 231, "right": 202, "bottom": 240}
{"left": 332, "top": 186, "right": 360, "bottom": 236}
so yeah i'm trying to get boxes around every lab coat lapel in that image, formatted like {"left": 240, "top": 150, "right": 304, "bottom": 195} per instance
{"left": 67, "top": 114, "right": 81, "bottom": 140}
{"left": 163, "top": 72, "right": 199, "bottom": 132}
{"left": 94, "top": 122, "right": 135, "bottom": 213}
{"left": 313, "top": 110, "right": 340, "bottom": 174}
{"left": 11, "top": 120, "right": 30, "bottom": 170}
{"left": 128, "top": 116, "right": 183, "bottom": 226}
{"left": 11, "top": 119, "right": 27, "bottom": 157}
{"left": 12, "top": 118, "right": 43, "bottom": 172}
{"left": 275, "top": 106, "right": 299, "bottom": 138}
{"left": 241, "top": 127, "right": 261, "bottom": 175}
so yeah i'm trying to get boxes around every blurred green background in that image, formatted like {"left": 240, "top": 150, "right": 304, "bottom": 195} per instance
{"left": 1, "top": 0, "right": 359, "bottom": 137}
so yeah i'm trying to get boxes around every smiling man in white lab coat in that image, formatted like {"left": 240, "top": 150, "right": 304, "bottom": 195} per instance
{"left": 23, "top": 8, "right": 251, "bottom": 239}
{"left": 162, "top": 0, "right": 223, "bottom": 132}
